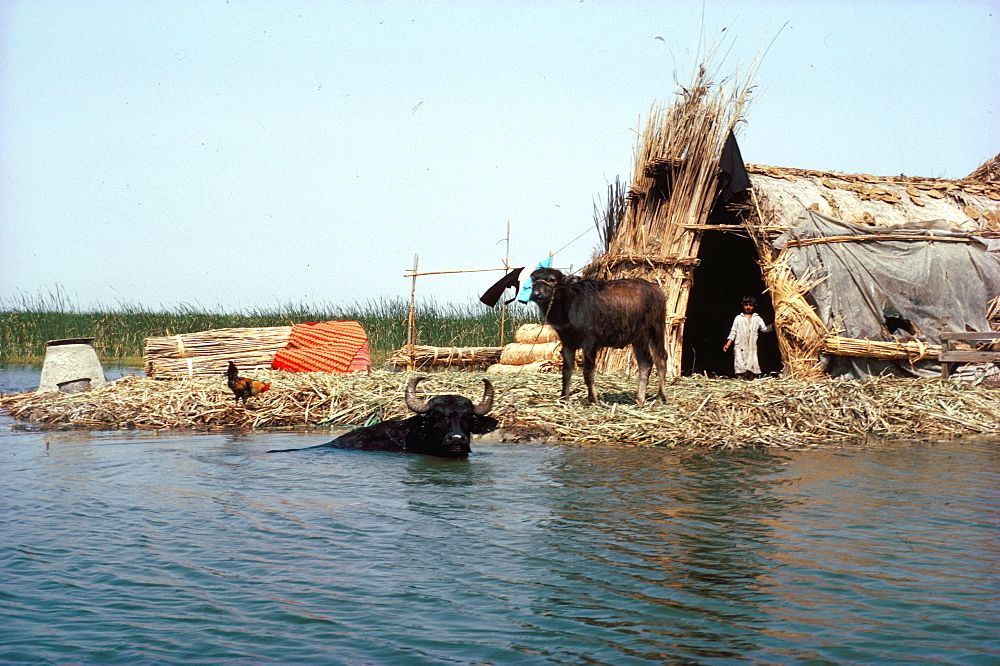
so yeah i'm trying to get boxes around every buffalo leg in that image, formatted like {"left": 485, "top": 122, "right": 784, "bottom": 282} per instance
{"left": 653, "top": 346, "right": 667, "bottom": 401}
{"left": 632, "top": 342, "right": 653, "bottom": 406}
{"left": 560, "top": 344, "right": 577, "bottom": 398}
{"left": 581, "top": 343, "right": 600, "bottom": 404}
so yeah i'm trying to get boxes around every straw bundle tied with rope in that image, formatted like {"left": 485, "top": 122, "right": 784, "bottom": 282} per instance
{"left": 385, "top": 345, "right": 503, "bottom": 370}
{"left": 488, "top": 323, "right": 575, "bottom": 373}
{"left": 500, "top": 342, "right": 562, "bottom": 365}
{"left": 515, "top": 323, "right": 560, "bottom": 344}
{"left": 487, "top": 360, "right": 558, "bottom": 374}
{"left": 4, "top": 371, "right": 1000, "bottom": 448}
{"left": 144, "top": 326, "right": 292, "bottom": 378}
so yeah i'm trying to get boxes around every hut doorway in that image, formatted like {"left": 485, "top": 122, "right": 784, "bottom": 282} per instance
{"left": 681, "top": 230, "right": 783, "bottom": 377}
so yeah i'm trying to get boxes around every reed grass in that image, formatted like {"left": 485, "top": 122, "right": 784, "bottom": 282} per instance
{"left": 0, "top": 290, "right": 536, "bottom": 366}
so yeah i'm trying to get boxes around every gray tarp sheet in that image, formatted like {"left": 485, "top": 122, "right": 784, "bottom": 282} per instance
{"left": 773, "top": 210, "right": 1000, "bottom": 378}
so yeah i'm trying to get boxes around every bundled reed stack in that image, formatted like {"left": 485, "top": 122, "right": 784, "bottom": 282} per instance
{"left": 145, "top": 327, "right": 292, "bottom": 378}
{"left": 584, "top": 63, "right": 756, "bottom": 376}
{"left": 385, "top": 345, "right": 503, "bottom": 370}
{"left": 487, "top": 324, "right": 568, "bottom": 374}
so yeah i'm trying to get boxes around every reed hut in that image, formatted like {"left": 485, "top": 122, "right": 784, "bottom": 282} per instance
{"left": 740, "top": 162, "right": 1000, "bottom": 379}
{"left": 585, "top": 65, "right": 1000, "bottom": 380}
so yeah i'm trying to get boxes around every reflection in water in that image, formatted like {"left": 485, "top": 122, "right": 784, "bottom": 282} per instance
{"left": 0, "top": 428, "right": 997, "bottom": 663}
{"left": 533, "top": 448, "right": 798, "bottom": 661}
{"left": 756, "top": 444, "right": 1000, "bottom": 661}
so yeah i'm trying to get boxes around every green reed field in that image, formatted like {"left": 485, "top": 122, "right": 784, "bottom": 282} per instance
{"left": 0, "top": 291, "right": 537, "bottom": 366}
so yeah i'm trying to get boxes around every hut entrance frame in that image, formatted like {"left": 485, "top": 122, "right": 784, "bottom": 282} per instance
{"left": 683, "top": 228, "right": 781, "bottom": 377}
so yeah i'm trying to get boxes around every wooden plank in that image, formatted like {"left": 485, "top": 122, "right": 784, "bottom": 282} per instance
{"left": 784, "top": 235, "right": 974, "bottom": 248}
{"left": 939, "top": 331, "right": 1000, "bottom": 341}
{"left": 938, "top": 351, "right": 1000, "bottom": 362}
{"left": 939, "top": 330, "right": 1000, "bottom": 377}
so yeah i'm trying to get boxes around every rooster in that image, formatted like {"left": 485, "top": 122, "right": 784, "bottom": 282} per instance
{"left": 226, "top": 361, "right": 271, "bottom": 406}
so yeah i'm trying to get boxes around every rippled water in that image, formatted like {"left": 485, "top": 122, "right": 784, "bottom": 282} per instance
{"left": 2, "top": 369, "right": 998, "bottom": 663}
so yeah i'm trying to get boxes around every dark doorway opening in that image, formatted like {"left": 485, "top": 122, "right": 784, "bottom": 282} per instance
{"left": 682, "top": 231, "right": 783, "bottom": 377}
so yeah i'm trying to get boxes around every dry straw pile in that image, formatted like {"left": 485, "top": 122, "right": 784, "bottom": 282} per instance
{"left": 3, "top": 371, "right": 1000, "bottom": 449}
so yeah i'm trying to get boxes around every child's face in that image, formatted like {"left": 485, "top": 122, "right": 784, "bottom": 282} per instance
{"left": 742, "top": 302, "right": 755, "bottom": 313}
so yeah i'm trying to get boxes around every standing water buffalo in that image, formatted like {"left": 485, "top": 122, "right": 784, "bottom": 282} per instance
{"left": 267, "top": 376, "right": 497, "bottom": 458}
{"left": 530, "top": 267, "right": 668, "bottom": 405}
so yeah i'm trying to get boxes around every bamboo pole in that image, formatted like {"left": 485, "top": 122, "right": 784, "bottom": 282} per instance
{"left": 500, "top": 220, "right": 511, "bottom": 346}
{"left": 407, "top": 254, "right": 418, "bottom": 372}
{"left": 403, "top": 267, "right": 510, "bottom": 277}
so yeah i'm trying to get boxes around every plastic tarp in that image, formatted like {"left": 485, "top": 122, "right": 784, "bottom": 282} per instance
{"left": 773, "top": 210, "right": 1000, "bottom": 378}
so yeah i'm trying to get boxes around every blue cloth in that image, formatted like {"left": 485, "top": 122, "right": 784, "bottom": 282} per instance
{"left": 517, "top": 256, "right": 552, "bottom": 303}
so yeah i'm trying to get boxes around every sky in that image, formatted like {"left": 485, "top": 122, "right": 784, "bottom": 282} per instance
{"left": 1, "top": 0, "right": 997, "bottom": 312}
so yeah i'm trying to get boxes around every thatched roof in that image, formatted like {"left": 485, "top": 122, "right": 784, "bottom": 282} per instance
{"left": 965, "top": 153, "right": 1000, "bottom": 184}
{"left": 738, "top": 162, "right": 1000, "bottom": 380}
{"left": 747, "top": 164, "right": 1000, "bottom": 236}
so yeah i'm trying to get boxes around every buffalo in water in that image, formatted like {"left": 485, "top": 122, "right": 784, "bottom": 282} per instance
{"left": 530, "top": 267, "right": 668, "bottom": 405}
{"left": 268, "top": 376, "right": 497, "bottom": 458}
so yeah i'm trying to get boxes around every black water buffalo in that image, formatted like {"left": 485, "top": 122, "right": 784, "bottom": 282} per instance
{"left": 530, "top": 267, "right": 668, "bottom": 405}
{"left": 267, "top": 376, "right": 497, "bottom": 458}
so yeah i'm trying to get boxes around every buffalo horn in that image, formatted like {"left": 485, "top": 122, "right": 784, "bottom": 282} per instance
{"left": 404, "top": 376, "right": 431, "bottom": 413}
{"left": 473, "top": 379, "right": 495, "bottom": 416}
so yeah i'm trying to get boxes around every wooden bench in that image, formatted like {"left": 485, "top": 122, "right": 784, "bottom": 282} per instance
{"left": 939, "top": 331, "right": 1000, "bottom": 378}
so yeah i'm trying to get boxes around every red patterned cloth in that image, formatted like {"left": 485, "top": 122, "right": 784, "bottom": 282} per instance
{"left": 271, "top": 321, "right": 370, "bottom": 373}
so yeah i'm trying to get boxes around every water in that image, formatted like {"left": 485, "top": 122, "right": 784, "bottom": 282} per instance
{"left": 2, "top": 371, "right": 998, "bottom": 663}
{"left": 0, "top": 364, "right": 143, "bottom": 394}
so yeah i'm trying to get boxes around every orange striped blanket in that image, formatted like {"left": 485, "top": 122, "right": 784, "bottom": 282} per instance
{"left": 271, "top": 321, "right": 370, "bottom": 373}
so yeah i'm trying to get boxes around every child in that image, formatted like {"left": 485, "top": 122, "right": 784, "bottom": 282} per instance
{"left": 723, "top": 296, "right": 773, "bottom": 379}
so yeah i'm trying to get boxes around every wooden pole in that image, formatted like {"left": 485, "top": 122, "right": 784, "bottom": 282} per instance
{"left": 403, "top": 267, "right": 510, "bottom": 277}
{"left": 407, "top": 254, "right": 418, "bottom": 372}
{"left": 500, "top": 220, "right": 510, "bottom": 346}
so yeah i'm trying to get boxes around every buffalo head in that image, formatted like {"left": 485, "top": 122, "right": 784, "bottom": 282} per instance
{"left": 403, "top": 376, "right": 497, "bottom": 457}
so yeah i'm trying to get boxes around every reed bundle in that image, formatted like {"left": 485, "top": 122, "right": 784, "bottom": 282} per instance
{"left": 487, "top": 360, "right": 558, "bottom": 374}
{"left": 822, "top": 336, "right": 940, "bottom": 361}
{"left": 514, "top": 323, "right": 559, "bottom": 344}
{"left": 385, "top": 345, "right": 502, "bottom": 369}
{"left": 964, "top": 152, "right": 1000, "bottom": 184}
{"left": 4, "top": 372, "right": 1000, "bottom": 449}
{"left": 491, "top": 325, "right": 580, "bottom": 372}
{"left": 742, "top": 194, "right": 830, "bottom": 379}
{"left": 500, "top": 342, "right": 562, "bottom": 365}
{"left": 144, "top": 326, "right": 292, "bottom": 378}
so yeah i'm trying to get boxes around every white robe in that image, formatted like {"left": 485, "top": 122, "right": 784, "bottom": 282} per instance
{"left": 728, "top": 313, "right": 772, "bottom": 374}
